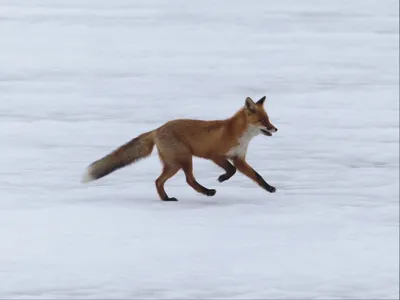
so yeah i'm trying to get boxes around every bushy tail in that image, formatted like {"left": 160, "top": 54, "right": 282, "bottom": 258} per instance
{"left": 81, "top": 131, "right": 155, "bottom": 183}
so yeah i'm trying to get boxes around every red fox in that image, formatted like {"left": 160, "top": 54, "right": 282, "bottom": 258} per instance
{"left": 82, "top": 96, "right": 278, "bottom": 201}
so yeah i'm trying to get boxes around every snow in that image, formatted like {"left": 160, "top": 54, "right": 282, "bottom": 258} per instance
{"left": 0, "top": 0, "right": 399, "bottom": 298}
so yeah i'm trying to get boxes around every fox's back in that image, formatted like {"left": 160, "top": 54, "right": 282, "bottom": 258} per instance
{"left": 155, "top": 118, "right": 237, "bottom": 158}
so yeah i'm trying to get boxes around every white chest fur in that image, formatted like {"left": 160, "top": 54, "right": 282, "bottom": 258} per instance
{"left": 226, "top": 125, "right": 260, "bottom": 158}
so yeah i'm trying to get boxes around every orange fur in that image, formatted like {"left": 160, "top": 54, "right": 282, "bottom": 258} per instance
{"left": 82, "top": 96, "right": 278, "bottom": 201}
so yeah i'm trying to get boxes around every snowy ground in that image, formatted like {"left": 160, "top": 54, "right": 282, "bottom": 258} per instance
{"left": 0, "top": 0, "right": 399, "bottom": 299}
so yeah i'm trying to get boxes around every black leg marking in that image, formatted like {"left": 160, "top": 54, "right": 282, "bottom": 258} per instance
{"left": 205, "top": 189, "right": 217, "bottom": 196}
{"left": 254, "top": 170, "right": 276, "bottom": 193}
{"left": 163, "top": 197, "right": 178, "bottom": 201}
{"left": 218, "top": 173, "right": 234, "bottom": 183}
{"left": 216, "top": 160, "right": 236, "bottom": 182}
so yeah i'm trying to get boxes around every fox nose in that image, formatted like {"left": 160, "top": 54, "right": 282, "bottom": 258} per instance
{"left": 275, "top": 128, "right": 278, "bottom": 132}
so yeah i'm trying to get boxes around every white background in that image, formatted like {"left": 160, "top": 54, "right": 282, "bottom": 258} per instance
{"left": 0, "top": 0, "right": 399, "bottom": 298}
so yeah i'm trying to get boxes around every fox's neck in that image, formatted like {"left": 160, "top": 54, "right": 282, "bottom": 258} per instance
{"left": 227, "top": 109, "right": 248, "bottom": 137}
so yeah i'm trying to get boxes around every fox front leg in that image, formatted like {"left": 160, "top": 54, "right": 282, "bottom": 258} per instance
{"left": 212, "top": 157, "right": 237, "bottom": 182}
{"left": 232, "top": 157, "right": 276, "bottom": 193}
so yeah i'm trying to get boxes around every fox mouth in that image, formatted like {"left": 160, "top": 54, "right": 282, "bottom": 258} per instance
{"left": 260, "top": 129, "right": 273, "bottom": 136}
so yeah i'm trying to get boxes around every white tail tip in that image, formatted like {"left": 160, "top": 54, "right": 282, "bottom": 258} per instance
{"left": 81, "top": 167, "right": 94, "bottom": 183}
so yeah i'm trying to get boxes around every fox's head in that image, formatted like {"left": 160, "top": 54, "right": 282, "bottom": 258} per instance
{"left": 244, "top": 96, "right": 278, "bottom": 136}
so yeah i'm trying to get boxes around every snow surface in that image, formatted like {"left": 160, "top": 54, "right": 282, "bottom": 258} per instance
{"left": 0, "top": 0, "right": 399, "bottom": 298}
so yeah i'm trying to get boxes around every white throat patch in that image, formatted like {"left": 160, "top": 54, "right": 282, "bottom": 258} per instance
{"left": 226, "top": 125, "right": 260, "bottom": 158}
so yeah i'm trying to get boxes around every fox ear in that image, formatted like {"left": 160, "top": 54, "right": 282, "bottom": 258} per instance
{"left": 256, "top": 96, "right": 266, "bottom": 105}
{"left": 245, "top": 97, "right": 256, "bottom": 113}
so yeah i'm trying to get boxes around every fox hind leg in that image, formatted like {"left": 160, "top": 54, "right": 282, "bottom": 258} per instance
{"left": 155, "top": 163, "right": 180, "bottom": 201}
{"left": 154, "top": 130, "right": 215, "bottom": 199}
{"left": 181, "top": 157, "right": 216, "bottom": 197}
{"left": 154, "top": 132, "right": 183, "bottom": 201}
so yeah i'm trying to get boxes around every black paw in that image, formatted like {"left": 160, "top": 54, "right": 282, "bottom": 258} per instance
{"left": 218, "top": 174, "right": 229, "bottom": 182}
{"left": 163, "top": 197, "right": 178, "bottom": 201}
{"left": 205, "top": 189, "right": 217, "bottom": 196}
{"left": 266, "top": 185, "right": 276, "bottom": 193}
